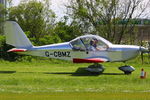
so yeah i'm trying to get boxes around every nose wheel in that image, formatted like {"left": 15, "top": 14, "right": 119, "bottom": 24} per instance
{"left": 118, "top": 65, "right": 135, "bottom": 75}
{"left": 86, "top": 63, "right": 105, "bottom": 74}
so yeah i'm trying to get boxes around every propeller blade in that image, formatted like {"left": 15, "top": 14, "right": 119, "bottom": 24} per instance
{"left": 139, "top": 32, "right": 144, "bottom": 64}
{"left": 148, "top": 48, "right": 150, "bottom": 64}
{"left": 148, "top": 42, "right": 150, "bottom": 63}
{"left": 139, "top": 46, "right": 144, "bottom": 64}
{"left": 141, "top": 52, "right": 144, "bottom": 64}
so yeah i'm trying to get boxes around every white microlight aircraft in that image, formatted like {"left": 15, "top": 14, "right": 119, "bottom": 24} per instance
{"left": 4, "top": 21, "right": 150, "bottom": 74}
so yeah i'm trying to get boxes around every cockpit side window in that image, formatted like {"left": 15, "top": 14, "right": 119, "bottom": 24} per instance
{"left": 96, "top": 40, "right": 108, "bottom": 50}
{"left": 81, "top": 37, "right": 108, "bottom": 51}
{"left": 70, "top": 39, "right": 86, "bottom": 51}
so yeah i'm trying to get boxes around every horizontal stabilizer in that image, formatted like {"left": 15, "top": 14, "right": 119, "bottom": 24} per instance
{"left": 7, "top": 48, "right": 27, "bottom": 52}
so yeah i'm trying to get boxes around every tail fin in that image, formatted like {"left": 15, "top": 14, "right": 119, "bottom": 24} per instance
{"left": 4, "top": 21, "right": 33, "bottom": 48}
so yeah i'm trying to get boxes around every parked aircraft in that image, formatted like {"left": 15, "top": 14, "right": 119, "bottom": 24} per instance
{"left": 4, "top": 21, "right": 150, "bottom": 74}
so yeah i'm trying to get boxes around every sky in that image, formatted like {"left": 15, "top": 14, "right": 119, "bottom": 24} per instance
{"left": 11, "top": 0, "right": 68, "bottom": 20}
{"left": 11, "top": 0, "right": 150, "bottom": 19}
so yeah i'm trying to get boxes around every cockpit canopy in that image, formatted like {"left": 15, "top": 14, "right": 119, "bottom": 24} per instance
{"left": 70, "top": 35, "right": 112, "bottom": 51}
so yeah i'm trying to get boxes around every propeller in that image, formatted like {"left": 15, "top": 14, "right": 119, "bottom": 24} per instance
{"left": 139, "top": 42, "right": 150, "bottom": 64}
{"left": 148, "top": 42, "right": 150, "bottom": 63}
{"left": 141, "top": 50, "right": 144, "bottom": 64}
{"left": 139, "top": 30, "right": 150, "bottom": 64}
{"left": 140, "top": 32, "right": 144, "bottom": 64}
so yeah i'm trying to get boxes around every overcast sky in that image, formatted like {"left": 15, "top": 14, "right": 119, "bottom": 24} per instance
{"left": 11, "top": 0, "right": 150, "bottom": 19}
{"left": 11, "top": 0, "right": 68, "bottom": 20}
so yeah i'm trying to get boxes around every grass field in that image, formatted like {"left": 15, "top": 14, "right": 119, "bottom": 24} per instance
{"left": 0, "top": 92, "right": 150, "bottom": 100}
{"left": 0, "top": 56, "right": 149, "bottom": 100}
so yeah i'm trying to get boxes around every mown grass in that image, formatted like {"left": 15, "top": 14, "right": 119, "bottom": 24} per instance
{"left": 0, "top": 92, "right": 150, "bottom": 100}
{"left": 0, "top": 55, "right": 149, "bottom": 99}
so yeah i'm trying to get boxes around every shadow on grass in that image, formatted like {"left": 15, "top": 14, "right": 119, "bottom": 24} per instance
{"left": 0, "top": 71, "right": 16, "bottom": 74}
{"left": 44, "top": 67, "right": 125, "bottom": 76}
{"left": 0, "top": 68, "right": 124, "bottom": 76}
{"left": 102, "top": 73, "right": 124, "bottom": 75}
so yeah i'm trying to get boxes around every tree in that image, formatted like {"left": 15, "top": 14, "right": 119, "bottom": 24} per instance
{"left": 8, "top": 0, "right": 60, "bottom": 45}
{"left": 54, "top": 16, "right": 83, "bottom": 42}
{"left": 66, "top": 0, "right": 150, "bottom": 44}
{"left": 0, "top": 3, "right": 6, "bottom": 35}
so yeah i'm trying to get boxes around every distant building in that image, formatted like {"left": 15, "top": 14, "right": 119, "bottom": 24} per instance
{"left": 111, "top": 19, "right": 150, "bottom": 43}
{"left": 136, "top": 25, "right": 150, "bottom": 42}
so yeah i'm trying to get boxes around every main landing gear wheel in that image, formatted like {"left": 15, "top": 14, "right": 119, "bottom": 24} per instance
{"left": 118, "top": 65, "right": 135, "bottom": 75}
{"left": 86, "top": 63, "right": 105, "bottom": 74}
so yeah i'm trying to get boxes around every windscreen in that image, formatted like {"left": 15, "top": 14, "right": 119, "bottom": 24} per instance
{"left": 70, "top": 39, "right": 86, "bottom": 51}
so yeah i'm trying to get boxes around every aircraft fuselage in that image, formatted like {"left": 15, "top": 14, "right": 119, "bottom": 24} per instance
{"left": 18, "top": 42, "right": 140, "bottom": 62}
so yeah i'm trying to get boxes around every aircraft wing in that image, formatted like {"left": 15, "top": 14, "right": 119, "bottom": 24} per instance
{"left": 73, "top": 58, "right": 109, "bottom": 63}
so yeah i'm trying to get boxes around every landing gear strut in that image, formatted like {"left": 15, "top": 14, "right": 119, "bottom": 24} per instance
{"left": 86, "top": 63, "right": 105, "bottom": 74}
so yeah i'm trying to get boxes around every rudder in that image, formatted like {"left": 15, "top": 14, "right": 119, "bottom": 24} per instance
{"left": 4, "top": 21, "right": 33, "bottom": 48}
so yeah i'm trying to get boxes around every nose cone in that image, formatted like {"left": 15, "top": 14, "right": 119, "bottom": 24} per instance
{"left": 140, "top": 47, "right": 149, "bottom": 53}
{"left": 121, "top": 45, "right": 140, "bottom": 61}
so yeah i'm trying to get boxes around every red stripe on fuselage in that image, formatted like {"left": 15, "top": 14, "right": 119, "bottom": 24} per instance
{"left": 73, "top": 58, "right": 106, "bottom": 63}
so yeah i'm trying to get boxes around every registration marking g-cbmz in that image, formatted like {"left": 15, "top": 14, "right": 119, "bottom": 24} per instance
{"left": 45, "top": 51, "right": 71, "bottom": 57}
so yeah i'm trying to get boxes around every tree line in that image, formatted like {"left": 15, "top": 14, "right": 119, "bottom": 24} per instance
{"left": 0, "top": 0, "right": 149, "bottom": 61}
